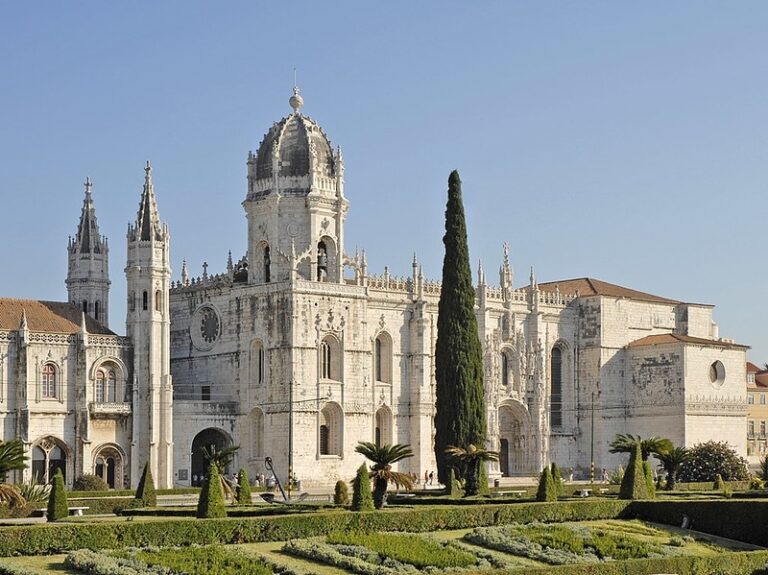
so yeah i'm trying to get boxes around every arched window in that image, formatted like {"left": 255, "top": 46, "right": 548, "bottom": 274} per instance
{"left": 82, "top": 300, "right": 88, "bottom": 314}
{"left": 93, "top": 445, "right": 124, "bottom": 489}
{"left": 317, "top": 241, "right": 328, "bottom": 282}
{"left": 41, "top": 363, "right": 56, "bottom": 398}
{"left": 142, "top": 291, "right": 148, "bottom": 311}
{"left": 374, "top": 333, "right": 392, "bottom": 383}
{"left": 320, "top": 403, "right": 343, "bottom": 456}
{"left": 501, "top": 351, "right": 511, "bottom": 386}
{"left": 107, "top": 370, "right": 116, "bottom": 402}
{"left": 251, "top": 341, "right": 265, "bottom": 385}
{"left": 264, "top": 246, "right": 271, "bottom": 283}
{"left": 155, "top": 290, "right": 162, "bottom": 312}
{"left": 550, "top": 347, "right": 563, "bottom": 428}
{"left": 94, "top": 301, "right": 100, "bottom": 321}
{"left": 320, "top": 336, "right": 342, "bottom": 381}
{"left": 32, "top": 438, "right": 68, "bottom": 484}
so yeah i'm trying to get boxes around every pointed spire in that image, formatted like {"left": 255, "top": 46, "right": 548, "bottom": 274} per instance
{"left": 80, "top": 311, "right": 88, "bottom": 334}
{"left": 478, "top": 260, "right": 485, "bottom": 286}
{"left": 181, "top": 258, "right": 189, "bottom": 286}
{"left": 226, "top": 251, "right": 234, "bottom": 273}
{"left": 134, "top": 161, "right": 162, "bottom": 241}
{"left": 529, "top": 265, "right": 536, "bottom": 288}
{"left": 19, "top": 309, "right": 28, "bottom": 331}
{"left": 72, "top": 176, "right": 104, "bottom": 254}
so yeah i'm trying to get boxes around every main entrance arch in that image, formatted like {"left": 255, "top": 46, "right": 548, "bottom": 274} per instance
{"left": 190, "top": 428, "right": 232, "bottom": 485}
{"left": 498, "top": 402, "right": 531, "bottom": 476}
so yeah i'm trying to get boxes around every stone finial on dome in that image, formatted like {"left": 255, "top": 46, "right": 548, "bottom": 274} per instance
{"left": 289, "top": 85, "right": 304, "bottom": 114}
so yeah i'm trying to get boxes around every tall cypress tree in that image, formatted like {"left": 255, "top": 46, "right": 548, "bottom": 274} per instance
{"left": 435, "top": 170, "right": 486, "bottom": 485}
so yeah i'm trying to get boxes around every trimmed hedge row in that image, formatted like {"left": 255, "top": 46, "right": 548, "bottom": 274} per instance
{"left": 0, "top": 500, "right": 630, "bottom": 556}
{"left": 447, "top": 551, "right": 768, "bottom": 575}
{"left": 66, "top": 487, "right": 201, "bottom": 498}
{"left": 629, "top": 500, "right": 768, "bottom": 548}
{"left": 123, "top": 504, "right": 333, "bottom": 518}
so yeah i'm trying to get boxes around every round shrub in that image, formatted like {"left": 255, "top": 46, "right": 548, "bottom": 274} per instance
{"left": 333, "top": 480, "right": 349, "bottom": 505}
{"left": 677, "top": 441, "right": 749, "bottom": 482}
{"left": 536, "top": 466, "right": 557, "bottom": 502}
{"left": 72, "top": 474, "right": 108, "bottom": 492}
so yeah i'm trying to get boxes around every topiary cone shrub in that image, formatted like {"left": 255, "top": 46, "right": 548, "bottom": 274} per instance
{"left": 620, "top": 443, "right": 649, "bottom": 500}
{"left": 333, "top": 480, "right": 349, "bottom": 505}
{"left": 235, "top": 468, "right": 252, "bottom": 505}
{"left": 197, "top": 462, "right": 227, "bottom": 518}
{"left": 448, "top": 468, "right": 462, "bottom": 499}
{"left": 536, "top": 466, "right": 557, "bottom": 502}
{"left": 643, "top": 460, "right": 656, "bottom": 499}
{"left": 351, "top": 463, "right": 374, "bottom": 511}
{"left": 551, "top": 462, "right": 563, "bottom": 497}
{"left": 135, "top": 462, "right": 156, "bottom": 507}
{"left": 46, "top": 469, "right": 68, "bottom": 521}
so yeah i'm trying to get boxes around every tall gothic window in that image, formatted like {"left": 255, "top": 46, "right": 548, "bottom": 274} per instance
{"left": 501, "top": 351, "right": 510, "bottom": 386}
{"left": 264, "top": 246, "right": 271, "bottom": 283}
{"left": 317, "top": 241, "right": 328, "bottom": 282}
{"left": 320, "top": 403, "right": 342, "bottom": 456}
{"left": 374, "top": 333, "right": 392, "bottom": 383}
{"left": 95, "top": 370, "right": 105, "bottom": 403}
{"left": 550, "top": 347, "right": 563, "bottom": 428}
{"left": 42, "top": 363, "right": 56, "bottom": 398}
{"left": 94, "top": 301, "right": 100, "bottom": 321}
{"left": 155, "top": 290, "right": 162, "bottom": 312}
{"left": 142, "top": 291, "right": 148, "bottom": 311}
{"left": 321, "top": 341, "right": 332, "bottom": 379}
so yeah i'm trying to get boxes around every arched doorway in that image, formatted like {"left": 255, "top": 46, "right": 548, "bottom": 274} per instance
{"left": 93, "top": 444, "right": 125, "bottom": 489}
{"left": 498, "top": 403, "right": 530, "bottom": 476}
{"left": 191, "top": 428, "right": 232, "bottom": 485}
{"left": 31, "top": 437, "right": 69, "bottom": 484}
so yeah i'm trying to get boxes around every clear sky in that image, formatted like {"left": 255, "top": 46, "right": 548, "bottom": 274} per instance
{"left": 1, "top": 3, "right": 766, "bottom": 361}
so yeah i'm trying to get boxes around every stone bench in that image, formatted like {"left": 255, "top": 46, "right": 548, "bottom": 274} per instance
{"left": 37, "top": 506, "right": 89, "bottom": 517}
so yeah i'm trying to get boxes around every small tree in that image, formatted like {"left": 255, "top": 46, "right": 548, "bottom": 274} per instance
{"left": 677, "top": 441, "right": 749, "bottom": 482}
{"left": 619, "top": 443, "right": 649, "bottom": 500}
{"left": 355, "top": 442, "right": 414, "bottom": 509}
{"left": 445, "top": 444, "right": 498, "bottom": 497}
{"left": 351, "top": 463, "right": 374, "bottom": 511}
{"left": 713, "top": 473, "right": 726, "bottom": 491}
{"left": 551, "top": 462, "right": 563, "bottom": 496}
{"left": 197, "top": 462, "right": 227, "bottom": 518}
{"left": 135, "top": 462, "right": 156, "bottom": 507}
{"left": 0, "top": 439, "right": 28, "bottom": 483}
{"left": 46, "top": 469, "right": 68, "bottom": 521}
{"left": 447, "top": 468, "right": 462, "bottom": 499}
{"left": 642, "top": 460, "right": 656, "bottom": 499}
{"left": 333, "top": 480, "right": 349, "bottom": 505}
{"left": 235, "top": 468, "right": 251, "bottom": 505}
{"left": 536, "top": 466, "right": 557, "bottom": 502}
{"left": 654, "top": 446, "right": 690, "bottom": 491}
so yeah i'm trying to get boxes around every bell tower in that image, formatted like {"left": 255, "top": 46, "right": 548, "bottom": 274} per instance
{"left": 243, "top": 87, "right": 348, "bottom": 284}
{"left": 125, "top": 162, "right": 173, "bottom": 488}
{"left": 67, "top": 177, "right": 110, "bottom": 326}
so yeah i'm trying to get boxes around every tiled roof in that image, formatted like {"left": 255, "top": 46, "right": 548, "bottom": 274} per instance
{"left": 627, "top": 333, "right": 748, "bottom": 350}
{"left": 0, "top": 298, "right": 115, "bottom": 335}
{"left": 537, "top": 277, "right": 680, "bottom": 304}
{"left": 747, "top": 362, "right": 762, "bottom": 374}
{"left": 755, "top": 372, "right": 768, "bottom": 388}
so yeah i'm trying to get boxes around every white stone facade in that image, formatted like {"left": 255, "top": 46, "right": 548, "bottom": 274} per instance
{"left": 0, "top": 88, "right": 748, "bottom": 489}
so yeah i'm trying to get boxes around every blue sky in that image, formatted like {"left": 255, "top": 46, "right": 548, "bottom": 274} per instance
{"left": 1, "top": 2, "right": 767, "bottom": 361}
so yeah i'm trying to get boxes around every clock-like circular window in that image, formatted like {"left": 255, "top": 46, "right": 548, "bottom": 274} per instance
{"left": 191, "top": 305, "right": 221, "bottom": 351}
{"left": 709, "top": 360, "right": 726, "bottom": 387}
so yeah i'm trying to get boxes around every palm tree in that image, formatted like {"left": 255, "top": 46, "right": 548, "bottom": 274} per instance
{"left": 445, "top": 444, "right": 499, "bottom": 497}
{"left": 199, "top": 444, "right": 240, "bottom": 500}
{"left": 0, "top": 439, "right": 27, "bottom": 483}
{"left": 653, "top": 446, "right": 690, "bottom": 491}
{"left": 609, "top": 434, "right": 673, "bottom": 461}
{"left": 355, "top": 442, "right": 414, "bottom": 509}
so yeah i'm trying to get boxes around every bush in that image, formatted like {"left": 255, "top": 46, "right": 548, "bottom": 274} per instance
{"left": 619, "top": 443, "right": 649, "bottom": 500}
{"left": 536, "top": 467, "right": 557, "bottom": 502}
{"left": 235, "top": 469, "right": 252, "bottom": 505}
{"left": 333, "top": 480, "right": 349, "bottom": 506}
{"left": 72, "top": 474, "right": 109, "bottom": 492}
{"left": 551, "top": 463, "right": 563, "bottom": 496}
{"left": 351, "top": 463, "right": 374, "bottom": 511}
{"left": 46, "top": 469, "right": 68, "bottom": 521}
{"left": 197, "top": 462, "right": 227, "bottom": 519}
{"left": 677, "top": 441, "right": 749, "bottom": 482}
{"left": 130, "top": 545, "right": 273, "bottom": 575}
{"left": 609, "top": 466, "right": 624, "bottom": 485}
{"left": 749, "top": 476, "right": 764, "bottom": 490}
{"left": 713, "top": 473, "right": 726, "bottom": 491}
{"left": 0, "top": 499, "right": 631, "bottom": 556}
{"left": 642, "top": 460, "right": 656, "bottom": 499}
{"left": 448, "top": 468, "right": 462, "bottom": 499}
{"left": 135, "top": 463, "right": 156, "bottom": 507}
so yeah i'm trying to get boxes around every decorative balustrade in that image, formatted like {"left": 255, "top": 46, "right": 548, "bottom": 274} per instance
{"left": 89, "top": 402, "right": 131, "bottom": 415}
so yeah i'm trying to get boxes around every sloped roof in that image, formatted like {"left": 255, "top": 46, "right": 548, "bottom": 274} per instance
{"left": 627, "top": 333, "right": 748, "bottom": 350}
{"left": 0, "top": 298, "right": 115, "bottom": 335}
{"left": 537, "top": 277, "right": 680, "bottom": 305}
{"left": 747, "top": 362, "right": 762, "bottom": 374}
{"left": 755, "top": 372, "right": 768, "bottom": 388}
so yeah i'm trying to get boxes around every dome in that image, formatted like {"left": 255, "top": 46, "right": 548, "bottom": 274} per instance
{"left": 254, "top": 90, "right": 337, "bottom": 183}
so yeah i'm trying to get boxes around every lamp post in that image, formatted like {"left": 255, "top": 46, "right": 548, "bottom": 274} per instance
{"left": 590, "top": 391, "right": 595, "bottom": 483}
{"left": 287, "top": 378, "right": 293, "bottom": 498}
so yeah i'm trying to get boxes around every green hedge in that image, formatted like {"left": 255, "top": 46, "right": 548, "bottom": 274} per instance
{"left": 123, "top": 504, "right": 333, "bottom": 518}
{"left": 628, "top": 500, "right": 768, "bottom": 547}
{"left": 0, "top": 500, "right": 629, "bottom": 556}
{"left": 451, "top": 551, "right": 768, "bottom": 575}
{"left": 66, "top": 487, "right": 202, "bottom": 498}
